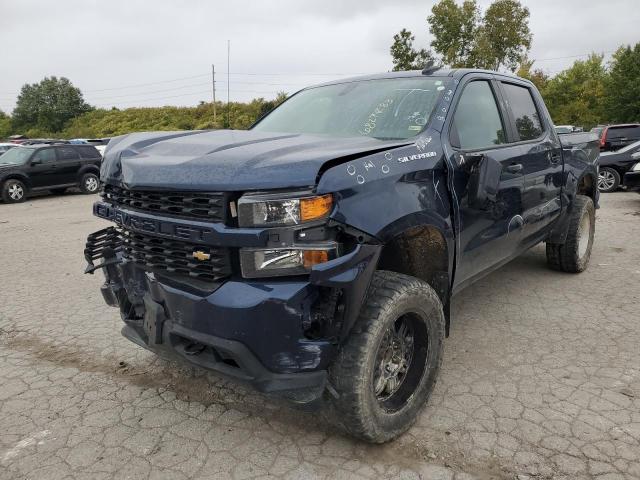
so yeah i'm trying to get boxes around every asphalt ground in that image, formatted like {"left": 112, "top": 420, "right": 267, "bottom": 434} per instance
{"left": 1, "top": 190, "right": 639, "bottom": 480}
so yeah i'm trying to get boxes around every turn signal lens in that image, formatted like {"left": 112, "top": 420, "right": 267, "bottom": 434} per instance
{"left": 300, "top": 194, "right": 333, "bottom": 222}
{"left": 303, "top": 249, "right": 329, "bottom": 268}
{"left": 240, "top": 246, "right": 336, "bottom": 278}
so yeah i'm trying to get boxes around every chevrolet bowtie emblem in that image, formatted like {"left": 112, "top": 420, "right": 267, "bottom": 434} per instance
{"left": 192, "top": 250, "right": 211, "bottom": 261}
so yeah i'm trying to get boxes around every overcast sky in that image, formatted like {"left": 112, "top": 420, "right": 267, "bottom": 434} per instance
{"left": 1, "top": 0, "right": 638, "bottom": 113}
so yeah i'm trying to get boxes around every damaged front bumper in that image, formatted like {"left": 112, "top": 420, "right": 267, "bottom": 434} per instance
{"left": 86, "top": 226, "right": 380, "bottom": 403}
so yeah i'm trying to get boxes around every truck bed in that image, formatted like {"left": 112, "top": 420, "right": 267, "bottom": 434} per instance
{"left": 559, "top": 132, "right": 600, "bottom": 165}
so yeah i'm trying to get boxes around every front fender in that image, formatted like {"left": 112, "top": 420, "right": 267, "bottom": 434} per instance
{"left": 317, "top": 133, "right": 453, "bottom": 242}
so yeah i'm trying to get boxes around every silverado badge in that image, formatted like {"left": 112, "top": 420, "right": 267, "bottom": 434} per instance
{"left": 192, "top": 250, "right": 211, "bottom": 261}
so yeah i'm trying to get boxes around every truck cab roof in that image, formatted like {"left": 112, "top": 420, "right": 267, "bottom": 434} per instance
{"left": 309, "top": 68, "right": 530, "bottom": 90}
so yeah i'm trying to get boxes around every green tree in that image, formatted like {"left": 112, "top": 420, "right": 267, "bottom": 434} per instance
{"left": 542, "top": 54, "right": 607, "bottom": 128}
{"left": 517, "top": 57, "right": 549, "bottom": 92}
{"left": 390, "top": 28, "right": 433, "bottom": 71}
{"left": 0, "top": 110, "right": 12, "bottom": 138}
{"left": 427, "top": 0, "right": 479, "bottom": 68}
{"left": 12, "top": 77, "right": 92, "bottom": 133}
{"left": 419, "top": 0, "right": 531, "bottom": 71}
{"left": 474, "top": 0, "right": 532, "bottom": 71}
{"left": 603, "top": 43, "right": 640, "bottom": 123}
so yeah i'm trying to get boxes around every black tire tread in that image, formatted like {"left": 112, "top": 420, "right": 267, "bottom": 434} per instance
{"left": 327, "top": 270, "right": 445, "bottom": 443}
{"left": 546, "top": 195, "right": 594, "bottom": 273}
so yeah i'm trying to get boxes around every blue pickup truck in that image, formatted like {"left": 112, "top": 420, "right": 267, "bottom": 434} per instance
{"left": 85, "top": 68, "right": 599, "bottom": 442}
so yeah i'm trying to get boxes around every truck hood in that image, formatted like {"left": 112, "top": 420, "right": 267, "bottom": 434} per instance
{"left": 101, "top": 130, "right": 411, "bottom": 191}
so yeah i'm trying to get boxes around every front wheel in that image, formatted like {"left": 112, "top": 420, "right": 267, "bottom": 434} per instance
{"left": 327, "top": 271, "right": 445, "bottom": 443}
{"left": 80, "top": 173, "right": 100, "bottom": 194}
{"left": 2, "top": 179, "right": 27, "bottom": 203}
{"left": 546, "top": 194, "right": 595, "bottom": 273}
{"left": 598, "top": 167, "right": 620, "bottom": 193}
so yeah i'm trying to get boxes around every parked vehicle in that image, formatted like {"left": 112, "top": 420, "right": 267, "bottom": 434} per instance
{"left": 597, "top": 124, "right": 640, "bottom": 152}
{"left": 555, "top": 125, "right": 582, "bottom": 134}
{"left": 0, "top": 143, "right": 17, "bottom": 156}
{"left": 597, "top": 140, "right": 640, "bottom": 192}
{"left": 623, "top": 164, "right": 640, "bottom": 192}
{"left": 0, "top": 144, "right": 102, "bottom": 203}
{"left": 84, "top": 68, "right": 599, "bottom": 443}
{"left": 69, "top": 138, "right": 110, "bottom": 156}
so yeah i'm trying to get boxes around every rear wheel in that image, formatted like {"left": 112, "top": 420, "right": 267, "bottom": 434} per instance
{"left": 327, "top": 271, "right": 445, "bottom": 443}
{"left": 546, "top": 195, "right": 595, "bottom": 273}
{"left": 80, "top": 173, "right": 99, "bottom": 194}
{"left": 2, "top": 179, "right": 27, "bottom": 203}
{"left": 598, "top": 167, "right": 620, "bottom": 192}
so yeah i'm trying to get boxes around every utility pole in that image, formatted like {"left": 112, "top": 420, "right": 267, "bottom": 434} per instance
{"left": 211, "top": 64, "right": 217, "bottom": 124}
{"left": 227, "top": 40, "right": 231, "bottom": 128}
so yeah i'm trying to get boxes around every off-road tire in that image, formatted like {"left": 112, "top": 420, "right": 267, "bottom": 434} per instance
{"left": 546, "top": 195, "right": 595, "bottom": 273}
{"left": 80, "top": 173, "right": 100, "bottom": 194}
{"left": 1, "top": 179, "right": 27, "bottom": 203}
{"left": 597, "top": 167, "right": 620, "bottom": 193}
{"left": 326, "top": 270, "right": 445, "bottom": 443}
{"left": 50, "top": 188, "right": 67, "bottom": 195}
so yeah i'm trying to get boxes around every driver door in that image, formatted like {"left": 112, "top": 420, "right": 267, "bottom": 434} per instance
{"left": 446, "top": 77, "right": 526, "bottom": 290}
{"left": 28, "top": 148, "right": 59, "bottom": 188}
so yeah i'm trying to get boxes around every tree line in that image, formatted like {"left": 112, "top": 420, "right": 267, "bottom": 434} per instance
{"left": 1, "top": 0, "right": 638, "bottom": 138}
{"left": 0, "top": 82, "right": 287, "bottom": 139}
{"left": 390, "top": 0, "right": 639, "bottom": 128}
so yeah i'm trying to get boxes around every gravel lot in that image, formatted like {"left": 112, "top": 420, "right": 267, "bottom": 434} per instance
{"left": 1, "top": 191, "right": 639, "bottom": 480}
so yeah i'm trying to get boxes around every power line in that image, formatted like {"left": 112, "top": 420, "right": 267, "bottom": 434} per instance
{"left": 532, "top": 50, "right": 616, "bottom": 62}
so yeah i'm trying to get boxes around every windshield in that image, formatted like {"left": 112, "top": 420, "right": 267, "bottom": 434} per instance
{"left": 253, "top": 77, "right": 449, "bottom": 140}
{"left": 0, "top": 147, "right": 32, "bottom": 165}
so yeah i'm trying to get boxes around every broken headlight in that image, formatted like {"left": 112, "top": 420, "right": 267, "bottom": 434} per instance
{"left": 237, "top": 191, "right": 333, "bottom": 228}
{"left": 240, "top": 245, "right": 338, "bottom": 278}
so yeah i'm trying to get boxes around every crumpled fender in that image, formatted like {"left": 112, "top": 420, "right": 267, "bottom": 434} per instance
{"left": 310, "top": 243, "right": 382, "bottom": 341}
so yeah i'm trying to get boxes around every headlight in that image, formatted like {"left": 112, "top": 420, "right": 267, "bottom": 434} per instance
{"left": 632, "top": 162, "right": 640, "bottom": 172}
{"left": 237, "top": 191, "right": 333, "bottom": 227}
{"left": 240, "top": 245, "right": 337, "bottom": 278}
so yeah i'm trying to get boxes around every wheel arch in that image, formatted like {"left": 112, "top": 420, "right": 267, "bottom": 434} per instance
{"left": 577, "top": 172, "right": 597, "bottom": 202}
{"left": 377, "top": 223, "right": 452, "bottom": 335}
{"left": 77, "top": 164, "right": 100, "bottom": 182}
{"left": 1, "top": 173, "right": 32, "bottom": 190}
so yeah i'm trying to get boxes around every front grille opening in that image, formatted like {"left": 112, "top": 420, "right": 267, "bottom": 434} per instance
{"left": 221, "top": 358, "right": 239, "bottom": 368}
{"left": 119, "top": 229, "right": 232, "bottom": 285}
{"left": 103, "top": 184, "right": 226, "bottom": 222}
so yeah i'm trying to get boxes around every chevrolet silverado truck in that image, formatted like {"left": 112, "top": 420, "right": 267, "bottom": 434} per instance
{"left": 84, "top": 68, "right": 599, "bottom": 443}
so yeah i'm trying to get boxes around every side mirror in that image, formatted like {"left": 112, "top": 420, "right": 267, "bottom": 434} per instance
{"left": 31, "top": 158, "right": 42, "bottom": 165}
{"left": 467, "top": 154, "right": 502, "bottom": 209}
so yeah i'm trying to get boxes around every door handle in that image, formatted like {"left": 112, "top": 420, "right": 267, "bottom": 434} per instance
{"left": 505, "top": 163, "right": 523, "bottom": 174}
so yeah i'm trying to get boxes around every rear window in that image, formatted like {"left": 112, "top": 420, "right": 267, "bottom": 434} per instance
{"left": 57, "top": 147, "right": 80, "bottom": 160}
{"left": 501, "top": 82, "right": 543, "bottom": 141}
{"left": 78, "top": 146, "right": 101, "bottom": 158}
{"left": 607, "top": 126, "right": 640, "bottom": 140}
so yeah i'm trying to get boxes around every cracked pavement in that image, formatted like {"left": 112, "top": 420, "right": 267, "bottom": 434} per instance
{"left": 1, "top": 191, "right": 639, "bottom": 480}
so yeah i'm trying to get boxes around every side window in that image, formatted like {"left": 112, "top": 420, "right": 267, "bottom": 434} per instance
{"left": 58, "top": 147, "right": 80, "bottom": 160}
{"left": 77, "top": 146, "right": 98, "bottom": 158}
{"left": 451, "top": 81, "right": 506, "bottom": 150}
{"left": 501, "top": 83, "right": 543, "bottom": 141}
{"left": 32, "top": 148, "right": 57, "bottom": 163}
